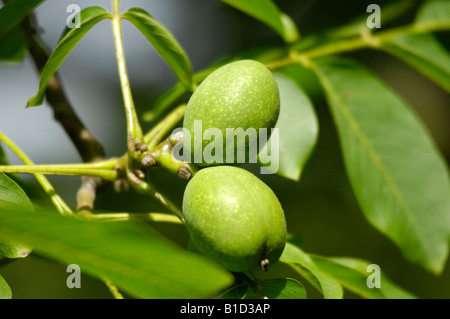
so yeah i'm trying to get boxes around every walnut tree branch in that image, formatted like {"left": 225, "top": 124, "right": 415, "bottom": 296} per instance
{"left": 19, "top": 13, "right": 106, "bottom": 214}
{"left": 20, "top": 15, "right": 105, "bottom": 164}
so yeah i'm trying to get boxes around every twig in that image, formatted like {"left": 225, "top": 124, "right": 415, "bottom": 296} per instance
{"left": 21, "top": 16, "right": 105, "bottom": 164}
{"left": 0, "top": 132, "right": 73, "bottom": 215}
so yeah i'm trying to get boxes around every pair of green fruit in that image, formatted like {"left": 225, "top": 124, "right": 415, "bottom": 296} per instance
{"left": 181, "top": 60, "right": 287, "bottom": 273}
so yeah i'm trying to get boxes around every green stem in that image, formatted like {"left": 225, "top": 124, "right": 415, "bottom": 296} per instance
{"left": 147, "top": 138, "right": 197, "bottom": 180}
{"left": 112, "top": 0, "right": 143, "bottom": 152}
{"left": 0, "top": 161, "right": 118, "bottom": 181}
{"left": 0, "top": 132, "right": 73, "bottom": 216}
{"left": 144, "top": 103, "right": 187, "bottom": 149}
{"left": 266, "top": 23, "right": 450, "bottom": 70}
{"left": 127, "top": 171, "right": 184, "bottom": 221}
{"left": 84, "top": 212, "right": 183, "bottom": 224}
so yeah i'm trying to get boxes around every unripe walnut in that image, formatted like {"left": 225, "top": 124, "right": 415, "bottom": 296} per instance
{"left": 182, "top": 166, "right": 286, "bottom": 272}
{"left": 182, "top": 60, "right": 280, "bottom": 166}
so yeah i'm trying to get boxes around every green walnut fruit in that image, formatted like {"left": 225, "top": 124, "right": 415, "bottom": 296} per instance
{"left": 182, "top": 166, "right": 286, "bottom": 272}
{"left": 182, "top": 59, "right": 280, "bottom": 166}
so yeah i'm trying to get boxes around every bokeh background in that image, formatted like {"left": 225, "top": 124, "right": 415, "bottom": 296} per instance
{"left": 0, "top": 0, "right": 449, "bottom": 298}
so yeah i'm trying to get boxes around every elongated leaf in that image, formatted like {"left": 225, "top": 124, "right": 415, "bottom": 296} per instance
{"left": 382, "top": 33, "right": 450, "bottom": 92}
{"left": 122, "top": 8, "right": 194, "bottom": 91}
{"left": 328, "top": 257, "right": 416, "bottom": 299}
{"left": 259, "top": 72, "right": 318, "bottom": 181}
{"left": 0, "top": 173, "right": 33, "bottom": 212}
{"left": 311, "top": 256, "right": 386, "bottom": 299}
{"left": 0, "top": 274, "right": 12, "bottom": 299}
{"left": 0, "top": 172, "right": 33, "bottom": 258}
{"left": 0, "top": 0, "right": 45, "bottom": 39}
{"left": 312, "top": 57, "right": 450, "bottom": 274}
{"left": 246, "top": 278, "right": 306, "bottom": 299}
{"left": 280, "top": 242, "right": 343, "bottom": 299}
{"left": 0, "top": 209, "right": 234, "bottom": 298}
{"left": 27, "top": 6, "right": 111, "bottom": 107}
{"left": 0, "top": 28, "right": 27, "bottom": 62}
{"left": 415, "top": 0, "right": 450, "bottom": 30}
{"left": 221, "top": 0, "right": 299, "bottom": 43}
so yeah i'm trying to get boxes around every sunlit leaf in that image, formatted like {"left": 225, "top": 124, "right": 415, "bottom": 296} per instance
{"left": 313, "top": 57, "right": 450, "bottom": 274}
{"left": 0, "top": 274, "right": 12, "bottom": 299}
{"left": 0, "top": 209, "right": 234, "bottom": 298}
{"left": 0, "top": 172, "right": 33, "bottom": 258}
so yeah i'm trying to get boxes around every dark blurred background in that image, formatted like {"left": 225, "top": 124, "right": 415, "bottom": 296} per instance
{"left": 0, "top": 0, "right": 449, "bottom": 298}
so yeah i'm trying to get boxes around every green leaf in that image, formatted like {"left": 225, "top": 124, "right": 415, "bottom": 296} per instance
{"left": 221, "top": 0, "right": 299, "bottom": 43}
{"left": 218, "top": 284, "right": 247, "bottom": 299}
{"left": 280, "top": 242, "right": 343, "bottom": 299}
{"left": 0, "top": 172, "right": 33, "bottom": 258}
{"left": 0, "top": 173, "right": 33, "bottom": 213}
{"left": 0, "top": 28, "right": 27, "bottom": 62}
{"left": 27, "top": 6, "right": 111, "bottom": 107}
{"left": 246, "top": 278, "right": 306, "bottom": 299}
{"left": 310, "top": 256, "right": 386, "bottom": 299}
{"left": 258, "top": 72, "right": 318, "bottom": 181}
{"left": 0, "top": 0, "right": 45, "bottom": 39}
{"left": 122, "top": 8, "right": 194, "bottom": 91}
{"left": 280, "top": 13, "right": 299, "bottom": 43}
{"left": 312, "top": 57, "right": 450, "bottom": 274}
{"left": 415, "top": 0, "right": 450, "bottom": 30}
{"left": 328, "top": 257, "right": 416, "bottom": 299}
{"left": 0, "top": 209, "right": 234, "bottom": 298}
{"left": 382, "top": 33, "right": 450, "bottom": 92}
{"left": 0, "top": 273, "right": 12, "bottom": 299}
